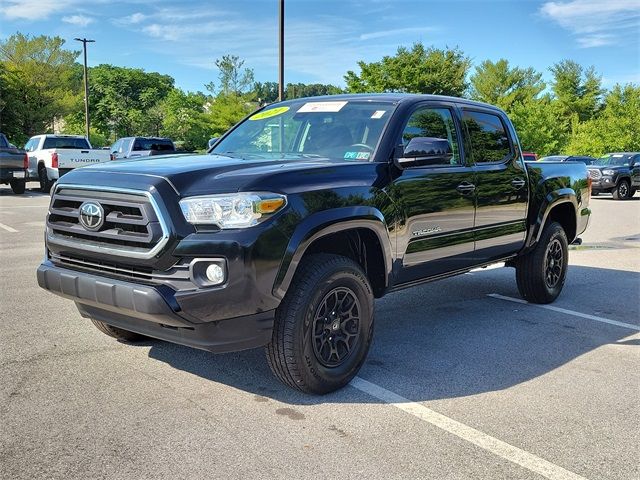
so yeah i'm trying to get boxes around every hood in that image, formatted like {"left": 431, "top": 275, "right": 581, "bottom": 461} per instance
{"left": 588, "top": 164, "right": 625, "bottom": 171}
{"left": 60, "top": 153, "right": 385, "bottom": 197}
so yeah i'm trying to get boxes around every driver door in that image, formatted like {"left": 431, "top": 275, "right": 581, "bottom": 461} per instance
{"left": 388, "top": 103, "right": 477, "bottom": 283}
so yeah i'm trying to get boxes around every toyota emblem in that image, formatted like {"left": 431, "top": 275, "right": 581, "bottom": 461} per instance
{"left": 79, "top": 201, "right": 104, "bottom": 231}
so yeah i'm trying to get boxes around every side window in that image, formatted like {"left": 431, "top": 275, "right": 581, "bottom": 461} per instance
{"left": 462, "top": 110, "right": 512, "bottom": 163}
{"left": 401, "top": 107, "right": 461, "bottom": 166}
{"left": 24, "top": 138, "right": 37, "bottom": 152}
{"left": 0, "top": 134, "right": 8, "bottom": 148}
{"left": 111, "top": 140, "right": 121, "bottom": 153}
{"left": 121, "top": 139, "right": 133, "bottom": 154}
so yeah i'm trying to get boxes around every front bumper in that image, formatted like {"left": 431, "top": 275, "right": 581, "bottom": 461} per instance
{"left": 37, "top": 261, "right": 274, "bottom": 353}
{"left": 591, "top": 176, "right": 615, "bottom": 191}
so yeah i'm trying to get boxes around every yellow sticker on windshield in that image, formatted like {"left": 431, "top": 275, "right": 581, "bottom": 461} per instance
{"left": 249, "top": 106, "right": 290, "bottom": 120}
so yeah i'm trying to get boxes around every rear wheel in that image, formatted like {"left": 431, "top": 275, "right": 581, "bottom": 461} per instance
{"left": 612, "top": 179, "right": 631, "bottom": 200}
{"left": 90, "top": 319, "right": 145, "bottom": 342}
{"left": 10, "top": 179, "right": 25, "bottom": 194}
{"left": 515, "top": 222, "right": 568, "bottom": 304}
{"left": 266, "top": 254, "right": 374, "bottom": 394}
{"left": 38, "top": 165, "right": 54, "bottom": 193}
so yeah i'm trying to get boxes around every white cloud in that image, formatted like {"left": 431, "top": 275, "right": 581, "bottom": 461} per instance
{"left": 359, "top": 27, "right": 438, "bottom": 41}
{"left": 540, "top": 0, "right": 640, "bottom": 48}
{"left": 117, "top": 12, "right": 147, "bottom": 25}
{"left": 0, "top": 0, "right": 72, "bottom": 20}
{"left": 62, "top": 14, "right": 94, "bottom": 27}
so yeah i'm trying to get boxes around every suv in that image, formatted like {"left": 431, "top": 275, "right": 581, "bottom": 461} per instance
{"left": 587, "top": 152, "right": 640, "bottom": 199}
{"left": 37, "top": 94, "right": 591, "bottom": 394}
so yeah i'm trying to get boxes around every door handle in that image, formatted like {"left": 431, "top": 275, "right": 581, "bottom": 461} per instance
{"left": 511, "top": 178, "right": 526, "bottom": 189}
{"left": 456, "top": 182, "right": 476, "bottom": 195}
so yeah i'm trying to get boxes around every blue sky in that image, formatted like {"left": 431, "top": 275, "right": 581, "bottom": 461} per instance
{"left": 1, "top": 0, "right": 638, "bottom": 93}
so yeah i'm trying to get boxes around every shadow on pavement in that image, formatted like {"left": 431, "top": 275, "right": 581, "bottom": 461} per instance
{"left": 141, "top": 264, "right": 639, "bottom": 405}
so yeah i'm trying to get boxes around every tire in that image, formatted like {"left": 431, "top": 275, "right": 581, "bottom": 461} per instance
{"left": 10, "top": 179, "right": 25, "bottom": 194}
{"left": 266, "top": 253, "right": 374, "bottom": 394}
{"left": 612, "top": 179, "right": 631, "bottom": 200}
{"left": 590, "top": 191, "right": 599, "bottom": 196}
{"left": 38, "top": 165, "right": 54, "bottom": 193}
{"left": 515, "top": 221, "right": 568, "bottom": 304}
{"left": 90, "top": 319, "right": 145, "bottom": 342}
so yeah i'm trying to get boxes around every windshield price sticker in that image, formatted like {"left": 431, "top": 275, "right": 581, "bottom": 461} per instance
{"left": 249, "top": 106, "right": 290, "bottom": 121}
{"left": 298, "top": 101, "right": 348, "bottom": 113}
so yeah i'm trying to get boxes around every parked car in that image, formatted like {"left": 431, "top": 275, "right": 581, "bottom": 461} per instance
{"left": 587, "top": 152, "right": 640, "bottom": 199}
{"left": 539, "top": 155, "right": 595, "bottom": 164}
{"left": 37, "top": 94, "right": 590, "bottom": 394}
{"left": 0, "top": 132, "right": 28, "bottom": 194}
{"left": 24, "top": 135, "right": 111, "bottom": 193}
{"left": 110, "top": 137, "right": 177, "bottom": 160}
{"left": 522, "top": 152, "right": 538, "bottom": 162}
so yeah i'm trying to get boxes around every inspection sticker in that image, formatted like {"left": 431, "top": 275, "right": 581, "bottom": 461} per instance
{"left": 249, "top": 106, "right": 289, "bottom": 120}
{"left": 371, "top": 110, "right": 386, "bottom": 119}
{"left": 298, "top": 101, "right": 347, "bottom": 113}
{"left": 344, "top": 151, "right": 370, "bottom": 160}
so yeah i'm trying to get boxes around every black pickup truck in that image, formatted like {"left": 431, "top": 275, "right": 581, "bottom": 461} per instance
{"left": 587, "top": 152, "right": 640, "bottom": 199}
{"left": 37, "top": 94, "right": 591, "bottom": 394}
{"left": 0, "top": 132, "right": 28, "bottom": 194}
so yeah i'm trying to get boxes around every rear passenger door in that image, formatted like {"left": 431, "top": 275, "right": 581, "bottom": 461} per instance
{"left": 461, "top": 109, "right": 529, "bottom": 261}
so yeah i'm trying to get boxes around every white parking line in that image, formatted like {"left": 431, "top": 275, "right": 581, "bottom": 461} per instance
{"left": 0, "top": 222, "right": 18, "bottom": 233}
{"left": 488, "top": 293, "right": 640, "bottom": 331}
{"left": 351, "top": 377, "right": 587, "bottom": 480}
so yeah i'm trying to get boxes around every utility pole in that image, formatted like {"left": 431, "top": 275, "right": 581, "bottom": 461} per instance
{"left": 74, "top": 37, "right": 95, "bottom": 141}
{"left": 278, "top": 0, "right": 284, "bottom": 101}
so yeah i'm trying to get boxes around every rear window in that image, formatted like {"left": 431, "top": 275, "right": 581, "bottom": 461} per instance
{"left": 132, "top": 138, "right": 174, "bottom": 151}
{"left": 43, "top": 137, "right": 90, "bottom": 149}
{"left": 462, "top": 110, "right": 512, "bottom": 163}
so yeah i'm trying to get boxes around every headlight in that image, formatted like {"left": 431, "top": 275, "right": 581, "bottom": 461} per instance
{"left": 602, "top": 169, "right": 615, "bottom": 176}
{"left": 179, "top": 192, "right": 286, "bottom": 228}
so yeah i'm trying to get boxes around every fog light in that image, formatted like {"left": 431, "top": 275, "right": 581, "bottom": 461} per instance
{"left": 205, "top": 263, "right": 225, "bottom": 284}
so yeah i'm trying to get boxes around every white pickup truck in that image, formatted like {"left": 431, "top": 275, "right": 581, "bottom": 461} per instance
{"left": 24, "top": 134, "right": 111, "bottom": 192}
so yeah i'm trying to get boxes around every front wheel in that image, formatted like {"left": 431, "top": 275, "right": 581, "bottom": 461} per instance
{"left": 612, "top": 179, "right": 631, "bottom": 200}
{"left": 10, "top": 179, "right": 25, "bottom": 194}
{"left": 515, "top": 222, "right": 568, "bottom": 304}
{"left": 266, "top": 254, "right": 374, "bottom": 394}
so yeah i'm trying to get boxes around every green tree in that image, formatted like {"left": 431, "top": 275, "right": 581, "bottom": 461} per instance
{"left": 207, "top": 94, "right": 254, "bottom": 137}
{"left": 345, "top": 42, "right": 470, "bottom": 96}
{"left": 286, "top": 83, "right": 343, "bottom": 99}
{"left": 207, "top": 55, "right": 255, "bottom": 96}
{"left": 158, "top": 89, "right": 210, "bottom": 151}
{"left": 509, "top": 96, "right": 569, "bottom": 156}
{"left": 469, "top": 59, "right": 545, "bottom": 111}
{"left": 550, "top": 60, "right": 603, "bottom": 122}
{"left": 0, "top": 33, "right": 81, "bottom": 144}
{"left": 85, "top": 64, "right": 174, "bottom": 138}
{"left": 566, "top": 84, "right": 640, "bottom": 156}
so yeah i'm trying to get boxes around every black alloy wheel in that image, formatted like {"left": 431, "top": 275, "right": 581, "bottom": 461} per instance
{"left": 312, "top": 287, "right": 361, "bottom": 368}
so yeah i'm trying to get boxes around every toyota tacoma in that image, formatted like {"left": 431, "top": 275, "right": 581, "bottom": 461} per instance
{"left": 37, "top": 94, "right": 591, "bottom": 394}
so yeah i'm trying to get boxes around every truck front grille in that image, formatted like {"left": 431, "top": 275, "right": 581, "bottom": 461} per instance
{"left": 46, "top": 186, "right": 169, "bottom": 259}
{"left": 588, "top": 169, "right": 601, "bottom": 180}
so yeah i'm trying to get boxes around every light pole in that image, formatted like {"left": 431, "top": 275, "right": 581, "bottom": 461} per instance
{"left": 278, "top": 0, "right": 284, "bottom": 101}
{"left": 74, "top": 37, "right": 95, "bottom": 140}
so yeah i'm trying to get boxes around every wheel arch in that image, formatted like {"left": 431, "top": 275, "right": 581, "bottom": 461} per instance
{"left": 526, "top": 190, "right": 578, "bottom": 250}
{"left": 273, "top": 207, "right": 393, "bottom": 299}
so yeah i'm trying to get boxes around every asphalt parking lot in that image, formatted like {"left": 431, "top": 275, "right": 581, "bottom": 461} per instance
{"left": 1, "top": 186, "right": 638, "bottom": 480}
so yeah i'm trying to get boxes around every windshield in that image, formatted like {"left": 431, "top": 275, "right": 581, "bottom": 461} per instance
{"left": 212, "top": 100, "right": 394, "bottom": 161}
{"left": 592, "top": 155, "right": 630, "bottom": 166}
{"left": 539, "top": 156, "right": 566, "bottom": 162}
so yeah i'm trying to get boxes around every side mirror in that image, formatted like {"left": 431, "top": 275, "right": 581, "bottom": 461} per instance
{"left": 208, "top": 137, "right": 219, "bottom": 149}
{"left": 395, "top": 137, "right": 453, "bottom": 168}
